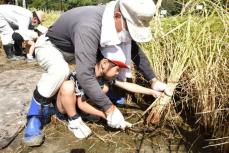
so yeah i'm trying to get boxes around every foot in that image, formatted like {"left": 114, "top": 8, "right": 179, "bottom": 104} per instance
{"left": 27, "top": 58, "right": 37, "bottom": 63}
{"left": 15, "top": 55, "right": 26, "bottom": 60}
{"left": 68, "top": 117, "right": 92, "bottom": 139}
{"left": 23, "top": 117, "right": 44, "bottom": 146}
{"left": 7, "top": 55, "right": 20, "bottom": 61}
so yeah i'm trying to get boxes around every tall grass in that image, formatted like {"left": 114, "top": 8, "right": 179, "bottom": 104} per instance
{"left": 42, "top": 10, "right": 61, "bottom": 27}
{"left": 142, "top": 0, "right": 228, "bottom": 151}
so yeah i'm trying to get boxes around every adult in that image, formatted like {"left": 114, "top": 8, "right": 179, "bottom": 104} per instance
{"left": 23, "top": 0, "right": 170, "bottom": 146}
{"left": 0, "top": 4, "right": 45, "bottom": 60}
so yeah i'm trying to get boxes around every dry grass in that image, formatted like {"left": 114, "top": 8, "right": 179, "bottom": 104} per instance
{"left": 141, "top": 0, "right": 229, "bottom": 151}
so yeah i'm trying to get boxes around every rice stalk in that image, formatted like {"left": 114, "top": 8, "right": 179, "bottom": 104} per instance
{"left": 141, "top": 1, "right": 228, "bottom": 150}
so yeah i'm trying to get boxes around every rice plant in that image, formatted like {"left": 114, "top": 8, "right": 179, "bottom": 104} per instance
{"left": 141, "top": 0, "right": 228, "bottom": 151}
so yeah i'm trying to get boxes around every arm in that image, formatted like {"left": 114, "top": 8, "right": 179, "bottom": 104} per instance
{"left": 131, "top": 41, "right": 172, "bottom": 95}
{"left": 115, "top": 80, "right": 162, "bottom": 98}
{"left": 25, "top": 40, "right": 35, "bottom": 55}
{"left": 74, "top": 26, "right": 113, "bottom": 111}
{"left": 77, "top": 97, "right": 106, "bottom": 119}
{"left": 16, "top": 9, "right": 33, "bottom": 31}
{"left": 131, "top": 41, "right": 156, "bottom": 81}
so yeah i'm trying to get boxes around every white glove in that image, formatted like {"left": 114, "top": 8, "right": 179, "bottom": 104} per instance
{"left": 106, "top": 107, "right": 132, "bottom": 130}
{"left": 151, "top": 79, "right": 173, "bottom": 97}
{"left": 120, "top": 121, "right": 132, "bottom": 130}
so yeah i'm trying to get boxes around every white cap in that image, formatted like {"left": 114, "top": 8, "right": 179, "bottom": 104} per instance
{"left": 101, "top": 45, "right": 129, "bottom": 68}
{"left": 119, "top": 0, "right": 156, "bottom": 42}
{"left": 36, "top": 25, "right": 48, "bottom": 34}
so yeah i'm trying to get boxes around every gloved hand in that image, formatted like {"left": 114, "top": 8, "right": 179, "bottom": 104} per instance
{"left": 106, "top": 107, "right": 132, "bottom": 130}
{"left": 151, "top": 79, "right": 173, "bottom": 97}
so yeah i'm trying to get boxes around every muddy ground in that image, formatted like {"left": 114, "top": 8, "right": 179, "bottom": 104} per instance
{"left": 0, "top": 46, "right": 211, "bottom": 153}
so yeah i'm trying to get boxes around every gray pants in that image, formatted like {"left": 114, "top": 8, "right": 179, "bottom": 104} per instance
{"left": 35, "top": 34, "right": 74, "bottom": 98}
{"left": 0, "top": 14, "right": 14, "bottom": 45}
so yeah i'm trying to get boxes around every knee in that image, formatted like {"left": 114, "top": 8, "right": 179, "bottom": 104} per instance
{"left": 59, "top": 81, "right": 75, "bottom": 96}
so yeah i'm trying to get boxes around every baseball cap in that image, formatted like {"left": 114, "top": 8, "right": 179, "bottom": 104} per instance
{"left": 119, "top": 0, "right": 156, "bottom": 42}
{"left": 101, "top": 45, "right": 129, "bottom": 69}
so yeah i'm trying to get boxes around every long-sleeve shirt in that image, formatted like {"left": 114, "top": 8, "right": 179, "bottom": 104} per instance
{"left": 46, "top": 5, "right": 156, "bottom": 111}
{"left": 0, "top": 4, "right": 32, "bottom": 31}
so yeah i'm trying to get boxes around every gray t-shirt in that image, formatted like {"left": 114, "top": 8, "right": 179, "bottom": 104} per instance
{"left": 46, "top": 5, "right": 155, "bottom": 111}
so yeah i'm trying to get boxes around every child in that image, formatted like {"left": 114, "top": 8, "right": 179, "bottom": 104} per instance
{"left": 56, "top": 45, "right": 163, "bottom": 139}
{"left": 12, "top": 25, "right": 48, "bottom": 62}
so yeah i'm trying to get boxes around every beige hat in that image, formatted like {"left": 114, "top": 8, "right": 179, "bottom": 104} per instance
{"left": 34, "top": 11, "right": 45, "bottom": 23}
{"left": 119, "top": 0, "right": 156, "bottom": 42}
{"left": 101, "top": 45, "right": 129, "bottom": 69}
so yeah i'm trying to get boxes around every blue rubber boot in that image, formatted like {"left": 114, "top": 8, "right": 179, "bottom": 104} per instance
{"left": 23, "top": 97, "right": 49, "bottom": 146}
{"left": 107, "top": 89, "right": 125, "bottom": 107}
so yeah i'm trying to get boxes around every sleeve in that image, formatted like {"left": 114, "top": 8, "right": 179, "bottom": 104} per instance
{"left": 16, "top": 30, "right": 38, "bottom": 41}
{"left": 131, "top": 41, "right": 156, "bottom": 81}
{"left": 16, "top": 10, "right": 32, "bottom": 31}
{"left": 73, "top": 26, "right": 113, "bottom": 111}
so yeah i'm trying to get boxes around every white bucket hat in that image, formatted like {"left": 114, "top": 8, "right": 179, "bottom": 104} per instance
{"left": 101, "top": 45, "right": 129, "bottom": 69}
{"left": 119, "top": 0, "right": 156, "bottom": 42}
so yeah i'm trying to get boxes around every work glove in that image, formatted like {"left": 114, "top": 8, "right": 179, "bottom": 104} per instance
{"left": 151, "top": 79, "right": 173, "bottom": 97}
{"left": 106, "top": 107, "right": 132, "bottom": 130}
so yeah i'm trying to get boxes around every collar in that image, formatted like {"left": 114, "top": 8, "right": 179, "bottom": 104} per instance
{"left": 100, "top": 1, "right": 121, "bottom": 47}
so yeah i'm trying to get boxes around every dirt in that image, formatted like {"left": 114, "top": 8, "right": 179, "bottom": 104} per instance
{"left": 0, "top": 46, "right": 194, "bottom": 153}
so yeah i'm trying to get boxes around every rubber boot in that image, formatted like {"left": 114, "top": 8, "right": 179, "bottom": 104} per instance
{"left": 23, "top": 97, "right": 49, "bottom": 146}
{"left": 3, "top": 44, "right": 19, "bottom": 61}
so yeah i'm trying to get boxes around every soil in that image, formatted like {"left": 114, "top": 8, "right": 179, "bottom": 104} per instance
{"left": 0, "top": 46, "right": 200, "bottom": 153}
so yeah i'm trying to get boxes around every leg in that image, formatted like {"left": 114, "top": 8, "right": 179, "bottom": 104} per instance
{"left": 56, "top": 80, "right": 91, "bottom": 139}
{"left": 14, "top": 39, "right": 24, "bottom": 56}
{"left": 0, "top": 15, "right": 18, "bottom": 60}
{"left": 56, "top": 80, "right": 77, "bottom": 117}
{"left": 23, "top": 35, "right": 70, "bottom": 146}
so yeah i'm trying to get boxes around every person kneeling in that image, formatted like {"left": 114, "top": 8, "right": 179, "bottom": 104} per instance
{"left": 56, "top": 49, "right": 162, "bottom": 139}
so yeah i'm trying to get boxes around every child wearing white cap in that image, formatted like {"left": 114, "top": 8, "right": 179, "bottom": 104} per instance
{"left": 55, "top": 45, "right": 162, "bottom": 139}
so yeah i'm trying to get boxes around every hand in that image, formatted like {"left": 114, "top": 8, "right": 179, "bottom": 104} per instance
{"left": 150, "top": 90, "right": 163, "bottom": 98}
{"left": 106, "top": 106, "right": 132, "bottom": 129}
{"left": 151, "top": 79, "right": 173, "bottom": 97}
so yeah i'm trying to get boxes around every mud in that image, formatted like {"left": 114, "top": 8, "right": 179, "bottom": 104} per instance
{"left": 0, "top": 46, "right": 194, "bottom": 153}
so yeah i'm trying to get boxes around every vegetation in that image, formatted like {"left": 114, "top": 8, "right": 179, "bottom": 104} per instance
{"left": 0, "top": 0, "right": 228, "bottom": 151}
{"left": 142, "top": 0, "right": 228, "bottom": 151}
